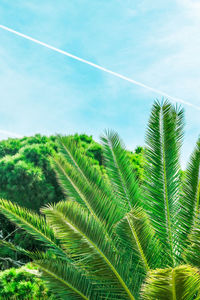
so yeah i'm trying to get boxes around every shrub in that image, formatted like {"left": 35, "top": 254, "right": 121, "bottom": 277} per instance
{"left": 0, "top": 264, "right": 53, "bottom": 299}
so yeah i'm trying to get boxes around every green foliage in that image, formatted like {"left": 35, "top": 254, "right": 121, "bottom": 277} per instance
{"left": 0, "top": 133, "right": 107, "bottom": 215}
{"left": 1, "top": 101, "right": 197, "bottom": 299}
{"left": 0, "top": 135, "right": 63, "bottom": 269}
{"left": 141, "top": 265, "right": 200, "bottom": 300}
{"left": 0, "top": 133, "right": 143, "bottom": 232}
{"left": 0, "top": 138, "right": 62, "bottom": 211}
{"left": 1, "top": 133, "right": 130, "bottom": 269}
{"left": 126, "top": 147, "right": 145, "bottom": 181}
{"left": 180, "top": 138, "right": 200, "bottom": 246}
{"left": 73, "top": 134, "right": 103, "bottom": 166}
{"left": 0, "top": 264, "right": 53, "bottom": 299}
{"left": 144, "top": 102, "right": 184, "bottom": 265}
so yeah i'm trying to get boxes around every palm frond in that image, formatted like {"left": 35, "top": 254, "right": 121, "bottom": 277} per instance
{"left": 115, "top": 207, "right": 163, "bottom": 297}
{"left": 56, "top": 136, "right": 116, "bottom": 204}
{"left": 57, "top": 136, "right": 106, "bottom": 189}
{"left": 0, "top": 240, "right": 34, "bottom": 259}
{"left": 34, "top": 254, "right": 95, "bottom": 300}
{"left": 51, "top": 153, "right": 123, "bottom": 229}
{"left": 51, "top": 154, "right": 89, "bottom": 210}
{"left": 141, "top": 265, "right": 200, "bottom": 300}
{"left": 1, "top": 239, "right": 96, "bottom": 299}
{"left": 115, "top": 207, "right": 162, "bottom": 272}
{"left": 42, "top": 200, "right": 136, "bottom": 300}
{"left": 0, "top": 199, "right": 66, "bottom": 259}
{"left": 184, "top": 211, "right": 200, "bottom": 268}
{"left": 143, "top": 100, "right": 184, "bottom": 265}
{"left": 179, "top": 138, "right": 200, "bottom": 246}
{"left": 101, "top": 130, "right": 141, "bottom": 214}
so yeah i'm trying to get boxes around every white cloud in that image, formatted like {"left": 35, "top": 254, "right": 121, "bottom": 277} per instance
{"left": 177, "top": 0, "right": 200, "bottom": 19}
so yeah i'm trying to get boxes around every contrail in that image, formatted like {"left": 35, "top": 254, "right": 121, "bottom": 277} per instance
{"left": 0, "top": 129, "right": 22, "bottom": 138}
{"left": 0, "top": 24, "right": 200, "bottom": 111}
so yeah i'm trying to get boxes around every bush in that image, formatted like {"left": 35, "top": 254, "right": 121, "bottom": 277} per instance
{"left": 0, "top": 264, "right": 53, "bottom": 299}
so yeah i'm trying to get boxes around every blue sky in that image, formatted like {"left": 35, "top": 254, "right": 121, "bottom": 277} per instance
{"left": 0, "top": 0, "right": 199, "bottom": 167}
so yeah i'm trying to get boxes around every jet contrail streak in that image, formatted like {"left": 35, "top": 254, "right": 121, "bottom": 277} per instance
{"left": 0, "top": 24, "right": 200, "bottom": 110}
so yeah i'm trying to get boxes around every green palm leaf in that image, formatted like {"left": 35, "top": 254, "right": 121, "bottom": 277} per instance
{"left": 115, "top": 207, "right": 162, "bottom": 272}
{"left": 115, "top": 207, "right": 163, "bottom": 297}
{"left": 179, "top": 138, "right": 200, "bottom": 246}
{"left": 144, "top": 101, "right": 184, "bottom": 265}
{"left": 52, "top": 142, "right": 122, "bottom": 229}
{"left": 56, "top": 136, "right": 115, "bottom": 205}
{"left": 42, "top": 200, "right": 136, "bottom": 300}
{"left": 57, "top": 136, "right": 107, "bottom": 189}
{"left": 184, "top": 211, "right": 200, "bottom": 268}
{"left": 34, "top": 254, "right": 95, "bottom": 300}
{"left": 141, "top": 265, "right": 200, "bottom": 300}
{"left": 101, "top": 130, "right": 141, "bottom": 213}
{"left": 0, "top": 240, "right": 34, "bottom": 259}
{"left": 0, "top": 199, "right": 66, "bottom": 259}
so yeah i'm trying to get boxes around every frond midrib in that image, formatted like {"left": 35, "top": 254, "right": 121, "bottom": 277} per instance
{"left": 126, "top": 215, "right": 150, "bottom": 271}
{"left": 171, "top": 268, "right": 176, "bottom": 300}
{"left": 107, "top": 138, "right": 131, "bottom": 210}
{"left": 160, "top": 108, "right": 174, "bottom": 264}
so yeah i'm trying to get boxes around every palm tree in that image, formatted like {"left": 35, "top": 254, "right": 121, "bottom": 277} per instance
{"left": 0, "top": 100, "right": 200, "bottom": 299}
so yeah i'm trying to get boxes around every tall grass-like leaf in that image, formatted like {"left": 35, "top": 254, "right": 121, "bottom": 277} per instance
{"left": 144, "top": 101, "right": 184, "bottom": 265}
{"left": 100, "top": 131, "right": 161, "bottom": 295}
